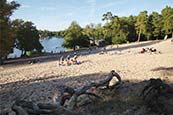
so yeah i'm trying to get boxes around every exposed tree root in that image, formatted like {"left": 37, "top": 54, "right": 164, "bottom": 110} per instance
{"left": 11, "top": 70, "right": 122, "bottom": 115}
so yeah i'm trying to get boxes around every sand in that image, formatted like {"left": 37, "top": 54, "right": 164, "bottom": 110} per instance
{"left": 0, "top": 39, "right": 173, "bottom": 112}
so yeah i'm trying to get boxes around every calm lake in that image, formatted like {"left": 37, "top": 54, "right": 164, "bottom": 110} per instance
{"left": 8, "top": 37, "right": 65, "bottom": 58}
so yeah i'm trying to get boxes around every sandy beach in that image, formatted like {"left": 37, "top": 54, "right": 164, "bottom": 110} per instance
{"left": 0, "top": 39, "right": 173, "bottom": 113}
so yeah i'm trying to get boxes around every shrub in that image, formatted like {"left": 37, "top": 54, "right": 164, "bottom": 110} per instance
{"left": 112, "top": 35, "right": 127, "bottom": 44}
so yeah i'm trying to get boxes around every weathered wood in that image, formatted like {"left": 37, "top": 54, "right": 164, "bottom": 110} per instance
{"left": 25, "top": 108, "right": 52, "bottom": 114}
{"left": 84, "top": 92, "right": 102, "bottom": 99}
{"left": 76, "top": 70, "right": 121, "bottom": 95}
{"left": 11, "top": 70, "right": 122, "bottom": 115}
{"left": 11, "top": 104, "right": 28, "bottom": 115}
{"left": 65, "top": 70, "right": 122, "bottom": 110}
{"left": 38, "top": 103, "right": 88, "bottom": 115}
{"left": 15, "top": 100, "right": 39, "bottom": 110}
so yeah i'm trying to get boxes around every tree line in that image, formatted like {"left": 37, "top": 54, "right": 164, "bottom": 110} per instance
{"left": 60, "top": 6, "right": 173, "bottom": 50}
{"left": 39, "top": 30, "right": 57, "bottom": 40}
{"left": 0, "top": 0, "right": 43, "bottom": 64}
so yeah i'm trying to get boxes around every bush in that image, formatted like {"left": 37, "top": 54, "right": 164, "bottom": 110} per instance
{"left": 112, "top": 35, "right": 127, "bottom": 44}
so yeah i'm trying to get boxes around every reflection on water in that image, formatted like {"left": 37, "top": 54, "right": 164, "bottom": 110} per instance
{"left": 41, "top": 37, "right": 65, "bottom": 53}
{"left": 8, "top": 37, "right": 65, "bottom": 58}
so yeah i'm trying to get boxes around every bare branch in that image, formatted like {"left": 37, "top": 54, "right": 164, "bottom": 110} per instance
{"left": 11, "top": 70, "right": 122, "bottom": 115}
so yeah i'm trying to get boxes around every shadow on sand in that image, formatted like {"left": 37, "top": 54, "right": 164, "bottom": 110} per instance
{"left": 1, "top": 70, "right": 173, "bottom": 114}
{"left": 0, "top": 72, "right": 109, "bottom": 107}
{"left": 151, "top": 66, "right": 173, "bottom": 77}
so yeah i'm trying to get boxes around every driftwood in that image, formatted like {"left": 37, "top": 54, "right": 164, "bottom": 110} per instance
{"left": 60, "top": 70, "right": 121, "bottom": 110}
{"left": 11, "top": 70, "right": 122, "bottom": 115}
{"left": 10, "top": 72, "right": 173, "bottom": 115}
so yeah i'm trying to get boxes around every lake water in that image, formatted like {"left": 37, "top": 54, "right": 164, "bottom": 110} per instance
{"left": 8, "top": 37, "right": 65, "bottom": 58}
{"left": 40, "top": 37, "right": 65, "bottom": 53}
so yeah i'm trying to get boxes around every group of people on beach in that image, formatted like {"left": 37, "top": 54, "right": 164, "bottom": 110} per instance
{"left": 58, "top": 53, "right": 80, "bottom": 66}
{"left": 140, "top": 47, "right": 159, "bottom": 54}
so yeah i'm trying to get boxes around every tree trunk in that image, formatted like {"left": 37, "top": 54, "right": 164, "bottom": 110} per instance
{"left": 0, "top": 56, "right": 4, "bottom": 65}
{"left": 21, "top": 50, "right": 26, "bottom": 57}
{"left": 73, "top": 46, "right": 76, "bottom": 51}
{"left": 137, "top": 29, "right": 141, "bottom": 42}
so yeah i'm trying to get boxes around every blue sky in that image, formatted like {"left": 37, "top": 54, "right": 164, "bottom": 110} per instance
{"left": 8, "top": 0, "right": 173, "bottom": 31}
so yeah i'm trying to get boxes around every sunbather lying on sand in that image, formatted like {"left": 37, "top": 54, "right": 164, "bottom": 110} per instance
{"left": 58, "top": 55, "right": 81, "bottom": 66}
{"left": 139, "top": 47, "right": 161, "bottom": 54}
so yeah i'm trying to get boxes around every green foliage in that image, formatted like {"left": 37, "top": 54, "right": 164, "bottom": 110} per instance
{"left": 12, "top": 19, "right": 43, "bottom": 55}
{"left": 161, "top": 6, "right": 173, "bottom": 36}
{"left": 103, "top": 16, "right": 134, "bottom": 44}
{"left": 83, "top": 23, "right": 96, "bottom": 41}
{"left": 135, "top": 11, "right": 149, "bottom": 41}
{"left": 54, "top": 6, "right": 173, "bottom": 49}
{"left": 55, "top": 30, "right": 67, "bottom": 38}
{"left": 149, "top": 12, "right": 163, "bottom": 39}
{"left": 39, "top": 30, "right": 55, "bottom": 39}
{"left": 102, "top": 12, "right": 113, "bottom": 22}
{"left": 94, "top": 24, "right": 104, "bottom": 40}
{"left": 126, "top": 15, "right": 137, "bottom": 42}
{"left": 0, "top": 0, "right": 20, "bottom": 57}
{"left": 58, "top": 6, "right": 173, "bottom": 47}
{"left": 83, "top": 23, "right": 105, "bottom": 46}
{"left": 62, "top": 21, "right": 89, "bottom": 50}
{"left": 112, "top": 35, "right": 127, "bottom": 44}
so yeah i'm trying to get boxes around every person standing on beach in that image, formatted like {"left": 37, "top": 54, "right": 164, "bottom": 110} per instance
{"left": 58, "top": 56, "right": 65, "bottom": 66}
{"left": 66, "top": 55, "right": 71, "bottom": 66}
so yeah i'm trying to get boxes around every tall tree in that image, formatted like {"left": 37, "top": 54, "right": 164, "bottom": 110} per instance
{"left": 83, "top": 23, "right": 103, "bottom": 46}
{"left": 149, "top": 12, "right": 163, "bottom": 39}
{"left": 102, "top": 12, "right": 113, "bottom": 23}
{"left": 12, "top": 19, "right": 43, "bottom": 56}
{"left": 0, "top": 0, "right": 20, "bottom": 64}
{"left": 111, "top": 16, "right": 121, "bottom": 37}
{"left": 135, "top": 11, "right": 149, "bottom": 41}
{"left": 94, "top": 23, "right": 104, "bottom": 40}
{"left": 161, "top": 6, "right": 173, "bottom": 38}
{"left": 62, "top": 21, "right": 89, "bottom": 51}
{"left": 126, "top": 15, "right": 137, "bottom": 42}
{"left": 111, "top": 16, "right": 128, "bottom": 44}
